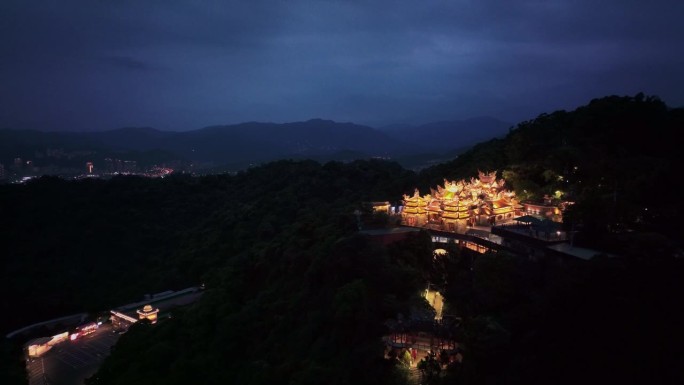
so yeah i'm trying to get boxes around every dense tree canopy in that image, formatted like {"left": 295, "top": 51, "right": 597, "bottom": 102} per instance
{"left": 420, "top": 94, "right": 682, "bottom": 253}
{"left": 2, "top": 94, "right": 682, "bottom": 385}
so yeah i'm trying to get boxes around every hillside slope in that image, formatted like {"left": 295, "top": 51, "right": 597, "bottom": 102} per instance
{"left": 418, "top": 93, "right": 682, "bottom": 251}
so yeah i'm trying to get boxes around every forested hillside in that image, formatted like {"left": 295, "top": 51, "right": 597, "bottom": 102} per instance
{"left": 2, "top": 94, "right": 683, "bottom": 385}
{"left": 420, "top": 94, "right": 682, "bottom": 253}
{"left": 1, "top": 160, "right": 425, "bottom": 384}
{"left": 0, "top": 160, "right": 417, "bottom": 334}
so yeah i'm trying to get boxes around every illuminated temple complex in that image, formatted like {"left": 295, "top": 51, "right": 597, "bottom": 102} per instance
{"left": 402, "top": 171, "right": 521, "bottom": 232}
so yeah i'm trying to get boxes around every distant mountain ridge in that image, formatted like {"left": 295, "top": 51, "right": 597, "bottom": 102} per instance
{"left": 91, "top": 119, "right": 416, "bottom": 163}
{"left": 0, "top": 117, "right": 512, "bottom": 170}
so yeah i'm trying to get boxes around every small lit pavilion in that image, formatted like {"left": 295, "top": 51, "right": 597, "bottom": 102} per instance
{"left": 137, "top": 304, "right": 159, "bottom": 324}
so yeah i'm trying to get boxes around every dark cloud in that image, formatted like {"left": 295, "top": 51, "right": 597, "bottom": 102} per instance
{"left": 1, "top": 0, "right": 683, "bottom": 131}
{"left": 103, "top": 56, "right": 157, "bottom": 71}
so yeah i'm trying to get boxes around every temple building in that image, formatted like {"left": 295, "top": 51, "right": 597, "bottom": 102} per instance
{"left": 137, "top": 304, "right": 159, "bottom": 324}
{"left": 401, "top": 171, "right": 521, "bottom": 232}
{"left": 522, "top": 194, "right": 567, "bottom": 222}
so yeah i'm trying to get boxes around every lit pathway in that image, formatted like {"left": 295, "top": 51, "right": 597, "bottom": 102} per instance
{"left": 407, "top": 366, "right": 421, "bottom": 385}
{"left": 424, "top": 289, "right": 444, "bottom": 320}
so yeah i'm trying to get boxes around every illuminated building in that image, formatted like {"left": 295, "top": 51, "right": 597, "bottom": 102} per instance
{"left": 105, "top": 158, "right": 137, "bottom": 173}
{"left": 69, "top": 322, "right": 98, "bottom": 341}
{"left": 137, "top": 304, "right": 159, "bottom": 324}
{"left": 370, "top": 201, "right": 391, "bottom": 214}
{"left": 110, "top": 310, "right": 138, "bottom": 332}
{"left": 402, "top": 171, "right": 521, "bottom": 231}
{"left": 25, "top": 332, "right": 69, "bottom": 358}
{"left": 86, "top": 162, "right": 94, "bottom": 174}
{"left": 522, "top": 195, "right": 564, "bottom": 221}
{"left": 402, "top": 190, "right": 428, "bottom": 227}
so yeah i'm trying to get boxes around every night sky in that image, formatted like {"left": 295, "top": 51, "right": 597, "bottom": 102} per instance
{"left": 2, "top": 1, "right": 683, "bottom": 132}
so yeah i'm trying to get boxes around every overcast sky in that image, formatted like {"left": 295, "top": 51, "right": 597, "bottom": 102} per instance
{"left": 1, "top": 0, "right": 683, "bottom": 131}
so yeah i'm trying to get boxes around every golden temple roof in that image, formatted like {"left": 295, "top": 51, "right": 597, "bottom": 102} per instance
{"left": 401, "top": 170, "right": 516, "bottom": 224}
{"left": 491, "top": 199, "right": 511, "bottom": 209}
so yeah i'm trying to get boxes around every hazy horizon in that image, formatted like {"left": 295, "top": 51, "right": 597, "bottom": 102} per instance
{"left": 1, "top": 115, "right": 517, "bottom": 133}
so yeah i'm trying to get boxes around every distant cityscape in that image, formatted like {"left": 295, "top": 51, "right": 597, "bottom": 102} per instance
{"left": 0, "top": 148, "right": 186, "bottom": 183}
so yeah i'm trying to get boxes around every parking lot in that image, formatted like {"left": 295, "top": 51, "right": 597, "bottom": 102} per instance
{"left": 24, "top": 290, "right": 203, "bottom": 384}
{"left": 27, "top": 323, "right": 120, "bottom": 385}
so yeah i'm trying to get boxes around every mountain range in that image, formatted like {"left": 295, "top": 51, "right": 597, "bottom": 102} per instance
{"left": 0, "top": 117, "right": 512, "bottom": 171}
